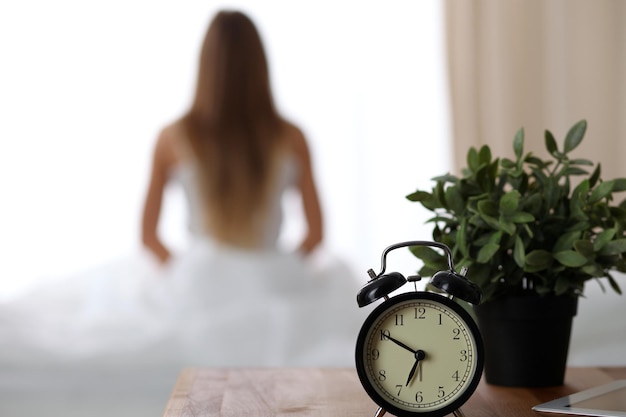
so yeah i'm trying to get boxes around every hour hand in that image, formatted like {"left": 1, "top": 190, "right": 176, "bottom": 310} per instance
{"left": 406, "top": 350, "right": 426, "bottom": 386}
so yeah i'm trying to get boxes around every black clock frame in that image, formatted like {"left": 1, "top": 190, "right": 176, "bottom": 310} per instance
{"left": 355, "top": 291, "right": 485, "bottom": 417}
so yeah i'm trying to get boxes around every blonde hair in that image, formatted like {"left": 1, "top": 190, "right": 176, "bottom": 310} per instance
{"left": 181, "top": 11, "right": 284, "bottom": 247}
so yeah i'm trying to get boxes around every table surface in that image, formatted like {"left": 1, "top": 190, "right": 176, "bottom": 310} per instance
{"left": 161, "top": 367, "right": 626, "bottom": 417}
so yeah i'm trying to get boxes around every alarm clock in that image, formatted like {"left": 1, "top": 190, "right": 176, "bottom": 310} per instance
{"left": 355, "top": 241, "right": 484, "bottom": 417}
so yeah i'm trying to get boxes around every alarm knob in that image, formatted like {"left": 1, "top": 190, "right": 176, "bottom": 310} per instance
{"left": 356, "top": 271, "right": 407, "bottom": 307}
{"left": 430, "top": 269, "right": 482, "bottom": 305}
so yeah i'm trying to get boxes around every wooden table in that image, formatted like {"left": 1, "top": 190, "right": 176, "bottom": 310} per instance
{"left": 162, "top": 367, "right": 626, "bottom": 416}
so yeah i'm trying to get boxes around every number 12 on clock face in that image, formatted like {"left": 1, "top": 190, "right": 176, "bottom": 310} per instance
{"left": 355, "top": 292, "right": 484, "bottom": 417}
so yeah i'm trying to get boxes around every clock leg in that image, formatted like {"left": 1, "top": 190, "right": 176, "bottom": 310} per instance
{"left": 453, "top": 408, "right": 466, "bottom": 417}
{"left": 374, "top": 406, "right": 386, "bottom": 417}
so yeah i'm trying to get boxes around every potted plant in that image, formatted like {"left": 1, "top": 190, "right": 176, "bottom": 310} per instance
{"left": 406, "top": 120, "right": 626, "bottom": 387}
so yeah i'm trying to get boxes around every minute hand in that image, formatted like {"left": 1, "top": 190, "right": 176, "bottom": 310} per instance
{"left": 384, "top": 333, "right": 417, "bottom": 354}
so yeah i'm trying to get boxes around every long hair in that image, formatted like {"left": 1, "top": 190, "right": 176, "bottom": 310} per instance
{"left": 181, "top": 10, "right": 284, "bottom": 247}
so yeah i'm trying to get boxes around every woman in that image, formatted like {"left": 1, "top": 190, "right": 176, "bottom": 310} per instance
{"left": 141, "top": 10, "right": 323, "bottom": 263}
{"left": 0, "top": 9, "right": 357, "bottom": 374}
{"left": 135, "top": 10, "right": 359, "bottom": 367}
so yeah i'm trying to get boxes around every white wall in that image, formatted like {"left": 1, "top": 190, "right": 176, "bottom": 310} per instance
{"left": 0, "top": 1, "right": 450, "bottom": 298}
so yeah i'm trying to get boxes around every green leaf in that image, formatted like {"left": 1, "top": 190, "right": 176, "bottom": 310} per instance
{"left": 553, "top": 250, "right": 587, "bottom": 267}
{"left": 457, "top": 218, "right": 469, "bottom": 258}
{"left": 573, "top": 240, "right": 594, "bottom": 257}
{"left": 516, "top": 172, "right": 530, "bottom": 195}
{"left": 525, "top": 250, "right": 552, "bottom": 267}
{"left": 445, "top": 186, "right": 465, "bottom": 214}
{"left": 488, "top": 159, "right": 500, "bottom": 180}
{"left": 501, "top": 158, "right": 516, "bottom": 169}
{"left": 467, "top": 147, "right": 479, "bottom": 173}
{"left": 477, "top": 243, "right": 500, "bottom": 263}
{"left": 406, "top": 190, "right": 432, "bottom": 202}
{"left": 599, "top": 239, "right": 626, "bottom": 256}
{"left": 593, "top": 228, "right": 617, "bottom": 252}
{"left": 523, "top": 223, "right": 535, "bottom": 239}
{"left": 513, "top": 128, "right": 524, "bottom": 160}
{"left": 544, "top": 177, "right": 560, "bottom": 208}
{"left": 410, "top": 246, "right": 447, "bottom": 270}
{"left": 478, "top": 145, "right": 492, "bottom": 166}
{"left": 489, "top": 231, "right": 503, "bottom": 245}
{"left": 570, "top": 158, "right": 594, "bottom": 166}
{"left": 514, "top": 235, "right": 525, "bottom": 268}
{"left": 583, "top": 263, "right": 604, "bottom": 277}
{"left": 555, "top": 276, "right": 573, "bottom": 295}
{"left": 435, "top": 181, "right": 447, "bottom": 207}
{"left": 566, "top": 221, "right": 591, "bottom": 233}
{"left": 589, "top": 180, "right": 615, "bottom": 204}
{"left": 612, "top": 178, "right": 626, "bottom": 192}
{"left": 572, "top": 179, "right": 590, "bottom": 199}
{"left": 431, "top": 174, "right": 459, "bottom": 185}
{"left": 499, "top": 217, "right": 516, "bottom": 235}
{"left": 507, "top": 212, "right": 535, "bottom": 223}
{"left": 411, "top": 192, "right": 442, "bottom": 211}
{"left": 610, "top": 206, "right": 626, "bottom": 222}
{"left": 589, "top": 164, "right": 601, "bottom": 187}
{"left": 476, "top": 164, "right": 496, "bottom": 192}
{"left": 500, "top": 190, "right": 520, "bottom": 215}
{"left": 570, "top": 181, "right": 588, "bottom": 220}
{"left": 526, "top": 155, "right": 550, "bottom": 169}
{"left": 607, "top": 273, "right": 623, "bottom": 295}
{"left": 473, "top": 233, "right": 493, "bottom": 247}
{"left": 564, "top": 120, "right": 587, "bottom": 154}
{"left": 554, "top": 231, "right": 581, "bottom": 252}
{"left": 545, "top": 130, "right": 558, "bottom": 156}
{"left": 523, "top": 193, "right": 543, "bottom": 215}
{"left": 564, "top": 167, "right": 589, "bottom": 176}
{"left": 425, "top": 215, "right": 456, "bottom": 227}
{"left": 477, "top": 200, "right": 499, "bottom": 217}
{"left": 466, "top": 263, "right": 493, "bottom": 289}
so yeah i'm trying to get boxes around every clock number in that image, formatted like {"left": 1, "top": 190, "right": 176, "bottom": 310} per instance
{"left": 438, "top": 313, "right": 443, "bottom": 325}
{"left": 452, "top": 370, "right": 460, "bottom": 382}
{"left": 380, "top": 329, "right": 390, "bottom": 341}
{"left": 460, "top": 349, "right": 468, "bottom": 362}
{"left": 414, "top": 307, "right": 426, "bottom": 319}
{"left": 452, "top": 328, "right": 461, "bottom": 340}
{"left": 438, "top": 386, "right": 445, "bottom": 398}
{"left": 378, "top": 370, "right": 387, "bottom": 381}
{"left": 371, "top": 349, "right": 380, "bottom": 360}
{"left": 395, "top": 314, "right": 404, "bottom": 326}
{"left": 415, "top": 391, "right": 424, "bottom": 403}
{"left": 395, "top": 385, "right": 402, "bottom": 396}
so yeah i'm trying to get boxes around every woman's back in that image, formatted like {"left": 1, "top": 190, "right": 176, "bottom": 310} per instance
{"left": 164, "top": 120, "right": 304, "bottom": 249}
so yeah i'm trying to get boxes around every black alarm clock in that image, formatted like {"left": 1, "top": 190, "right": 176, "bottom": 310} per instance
{"left": 355, "top": 241, "right": 484, "bottom": 417}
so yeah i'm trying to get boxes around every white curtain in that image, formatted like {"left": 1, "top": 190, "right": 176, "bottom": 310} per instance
{"left": 446, "top": 0, "right": 626, "bottom": 179}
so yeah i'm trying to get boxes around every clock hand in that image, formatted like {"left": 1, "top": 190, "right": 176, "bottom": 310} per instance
{"left": 417, "top": 355, "right": 423, "bottom": 382}
{"left": 383, "top": 333, "right": 417, "bottom": 354}
{"left": 405, "top": 350, "right": 426, "bottom": 387}
{"left": 405, "top": 359, "right": 419, "bottom": 386}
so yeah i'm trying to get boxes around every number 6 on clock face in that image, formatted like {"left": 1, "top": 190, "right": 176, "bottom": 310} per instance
{"left": 355, "top": 292, "right": 484, "bottom": 417}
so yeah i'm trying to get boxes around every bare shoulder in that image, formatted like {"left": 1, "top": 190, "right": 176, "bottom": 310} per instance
{"left": 154, "top": 120, "right": 187, "bottom": 168}
{"left": 280, "top": 120, "right": 310, "bottom": 160}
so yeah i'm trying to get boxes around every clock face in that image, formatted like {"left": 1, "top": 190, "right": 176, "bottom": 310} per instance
{"left": 355, "top": 291, "right": 483, "bottom": 417}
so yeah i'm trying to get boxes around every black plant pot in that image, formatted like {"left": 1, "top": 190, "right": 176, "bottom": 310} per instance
{"left": 474, "top": 294, "right": 578, "bottom": 387}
